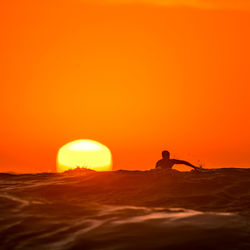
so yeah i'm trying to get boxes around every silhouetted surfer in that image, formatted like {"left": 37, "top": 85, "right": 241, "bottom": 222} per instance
{"left": 155, "top": 151, "right": 200, "bottom": 170}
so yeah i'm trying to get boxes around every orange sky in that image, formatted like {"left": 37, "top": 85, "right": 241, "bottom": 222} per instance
{"left": 1, "top": 0, "right": 250, "bottom": 173}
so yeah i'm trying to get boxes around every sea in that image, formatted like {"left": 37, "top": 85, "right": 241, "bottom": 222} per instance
{"left": 0, "top": 168, "right": 250, "bottom": 249}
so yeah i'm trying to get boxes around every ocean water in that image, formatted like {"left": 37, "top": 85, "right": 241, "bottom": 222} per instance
{"left": 0, "top": 168, "right": 250, "bottom": 249}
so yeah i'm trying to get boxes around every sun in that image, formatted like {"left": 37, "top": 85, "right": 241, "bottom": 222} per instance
{"left": 56, "top": 139, "right": 112, "bottom": 172}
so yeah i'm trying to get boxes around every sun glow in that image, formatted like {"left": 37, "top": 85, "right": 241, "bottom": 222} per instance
{"left": 57, "top": 139, "right": 112, "bottom": 172}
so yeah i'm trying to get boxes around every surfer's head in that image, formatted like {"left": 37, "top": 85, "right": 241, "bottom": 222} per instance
{"left": 162, "top": 151, "right": 170, "bottom": 159}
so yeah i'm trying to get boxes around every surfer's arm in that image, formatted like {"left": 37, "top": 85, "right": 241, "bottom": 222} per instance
{"left": 155, "top": 160, "right": 161, "bottom": 169}
{"left": 173, "top": 159, "right": 198, "bottom": 169}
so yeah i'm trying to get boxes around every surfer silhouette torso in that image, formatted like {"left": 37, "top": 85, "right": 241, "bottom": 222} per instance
{"left": 155, "top": 151, "right": 199, "bottom": 170}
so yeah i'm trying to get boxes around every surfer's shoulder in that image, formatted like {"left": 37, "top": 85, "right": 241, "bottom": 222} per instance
{"left": 156, "top": 159, "right": 163, "bottom": 163}
{"left": 156, "top": 159, "right": 163, "bottom": 167}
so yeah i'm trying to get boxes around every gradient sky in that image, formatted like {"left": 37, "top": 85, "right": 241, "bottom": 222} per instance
{"left": 1, "top": 0, "right": 250, "bottom": 173}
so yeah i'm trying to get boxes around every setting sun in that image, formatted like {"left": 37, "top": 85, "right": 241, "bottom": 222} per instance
{"left": 56, "top": 139, "right": 112, "bottom": 172}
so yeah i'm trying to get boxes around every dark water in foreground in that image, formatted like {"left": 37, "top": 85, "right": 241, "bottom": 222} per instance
{"left": 0, "top": 168, "right": 250, "bottom": 249}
